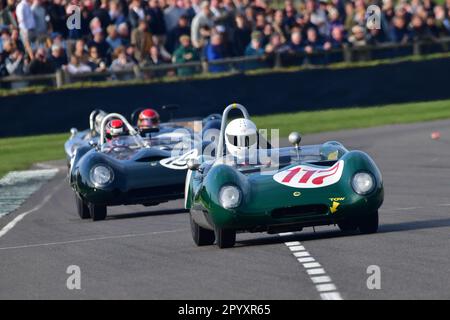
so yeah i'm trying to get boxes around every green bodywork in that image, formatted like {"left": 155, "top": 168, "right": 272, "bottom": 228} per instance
{"left": 186, "top": 146, "right": 384, "bottom": 233}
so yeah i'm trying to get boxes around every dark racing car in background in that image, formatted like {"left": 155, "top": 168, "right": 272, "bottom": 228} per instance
{"left": 64, "top": 106, "right": 221, "bottom": 167}
{"left": 69, "top": 112, "right": 220, "bottom": 221}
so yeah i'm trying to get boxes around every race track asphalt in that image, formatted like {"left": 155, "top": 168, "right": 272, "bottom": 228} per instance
{"left": 1, "top": 119, "right": 450, "bottom": 300}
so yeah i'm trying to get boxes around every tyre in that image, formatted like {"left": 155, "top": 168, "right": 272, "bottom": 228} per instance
{"left": 74, "top": 193, "right": 90, "bottom": 219}
{"left": 89, "top": 203, "right": 107, "bottom": 221}
{"left": 215, "top": 228, "right": 236, "bottom": 249}
{"left": 190, "top": 211, "right": 215, "bottom": 246}
{"left": 358, "top": 211, "right": 379, "bottom": 234}
{"left": 337, "top": 219, "right": 358, "bottom": 232}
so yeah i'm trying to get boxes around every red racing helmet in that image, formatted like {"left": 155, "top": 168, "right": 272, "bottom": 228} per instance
{"left": 106, "top": 119, "right": 126, "bottom": 138}
{"left": 138, "top": 109, "right": 160, "bottom": 129}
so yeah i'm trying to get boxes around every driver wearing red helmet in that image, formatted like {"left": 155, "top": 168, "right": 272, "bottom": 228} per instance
{"left": 137, "top": 109, "right": 160, "bottom": 130}
{"left": 106, "top": 119, "right": 126, "bottom": 141}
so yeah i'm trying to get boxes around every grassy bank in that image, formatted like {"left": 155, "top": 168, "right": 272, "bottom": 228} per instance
{"left": 0, "top": 133, "right": 67, "bottom": 178}
{"left": 1, "top": 98, "right": 450, "bottom": 178}
{"left": 253, "top": 99, "right": 450, "bottom": 137}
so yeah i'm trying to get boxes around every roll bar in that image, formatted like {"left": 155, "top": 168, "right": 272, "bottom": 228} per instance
{"left": 99, "top": 113, "right": 140, "bottom": 147}
{"left": 89, "top": 109, "right": 103, "bottom": 133}
{"left": 216, "top": 103, "right": 250, "bottom": 160}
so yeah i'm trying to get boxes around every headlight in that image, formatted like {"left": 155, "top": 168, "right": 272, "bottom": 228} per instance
{"left": 352, "top": 172, "right": 375, "bottom": 195}
{"left": 90, "top": 165, "right": 114, "bottom": 187}
{"left": 219, "top": 185, "right": 242, "bottom": 209}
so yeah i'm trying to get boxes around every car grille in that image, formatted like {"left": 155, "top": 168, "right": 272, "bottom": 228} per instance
{"left": 271, "top": 204, "right": 329, "bottom": 218}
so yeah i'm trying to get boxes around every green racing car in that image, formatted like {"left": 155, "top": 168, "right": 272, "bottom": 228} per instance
{"left": 185, "top": 103, "right": 384, "bottom": 248}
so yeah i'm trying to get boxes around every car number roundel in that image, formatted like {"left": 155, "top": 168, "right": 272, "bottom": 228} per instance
{"left": 160, "top": 149, "right": 198, "bottom": 170}
{"left": 273, "top": 160, "right": 344, "bottom": 188}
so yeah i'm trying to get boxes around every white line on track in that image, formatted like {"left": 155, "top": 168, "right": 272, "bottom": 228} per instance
{"left": 0, "top": 228, "right": 187, "bottom": 250}
{"left": 280, "top": 233, "right": 343, "bottom": 300}
{"left": 0, "top": 180, "right": 63, "bottom": 239}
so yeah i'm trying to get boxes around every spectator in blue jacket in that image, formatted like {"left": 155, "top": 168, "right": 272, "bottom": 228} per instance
{"left": 205, "top": 32, "right": 229, "bottom": 73}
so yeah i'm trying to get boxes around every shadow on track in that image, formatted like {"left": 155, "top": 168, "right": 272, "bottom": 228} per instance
{"left": 236, "top": 217, "right": 450, "bottom": 248}
{"left": 107, "top": 208, "right": 188, "bottom": 220}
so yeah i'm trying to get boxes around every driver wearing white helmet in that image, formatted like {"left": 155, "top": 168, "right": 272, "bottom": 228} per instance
{"left": 224, "top": 118, "right": 258, "bottom": 164}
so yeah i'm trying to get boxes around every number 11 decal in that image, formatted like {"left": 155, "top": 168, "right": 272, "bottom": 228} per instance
{"left": 274, "top": 161, "right": 344, "bottom": 188}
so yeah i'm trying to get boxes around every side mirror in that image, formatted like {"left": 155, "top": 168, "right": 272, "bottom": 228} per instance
{"left": 288, "top": 132, "right": 302, "bottom": 147}
{"left": 70, "top": 128, "right": 78, "bottom": 138}
{"left": 187, "top": 158, "right": 200, "bottom": 171}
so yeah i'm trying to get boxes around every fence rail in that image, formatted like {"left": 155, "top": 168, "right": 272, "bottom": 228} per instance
{"left": 1, "top": 38, "right": 449, "bottom": 90}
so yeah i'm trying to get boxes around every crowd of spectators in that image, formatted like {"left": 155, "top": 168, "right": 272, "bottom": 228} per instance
{"left": 1, "top": 0, "right": 450, "bottom": 80}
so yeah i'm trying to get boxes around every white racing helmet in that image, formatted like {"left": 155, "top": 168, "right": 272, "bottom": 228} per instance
{"left": 225, "top": 118, "right": 258, "bottom": 159}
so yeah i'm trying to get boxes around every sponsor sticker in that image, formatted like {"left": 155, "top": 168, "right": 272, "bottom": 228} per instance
{"left": 273, "top": 160, "right": 344, "bottom": 188}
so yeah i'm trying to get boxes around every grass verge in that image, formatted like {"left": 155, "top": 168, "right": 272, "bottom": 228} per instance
{"left": 253, "top": 99, "right": 450, "bottom": 137}
{"left": 1, "top": 98, "right": 450, "bottom": 178}
{"left": 0, "top": 133, "right": 67, "bottom": 178}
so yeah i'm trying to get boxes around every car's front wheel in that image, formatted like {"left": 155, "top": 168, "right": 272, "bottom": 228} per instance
{"left": 89, "top": 203, "right": 107, "bottom": 221}
{"left": 190, "top": 211, "right": 215, "bottom": 246}
{"left": 358, "top": 211, "right": 379, "bottom": 234}
{"left": 74, "top": 193, "right": 90, "bottom": 219}
{"left": 215, "top": 228, "right": 236, "bottom": 249}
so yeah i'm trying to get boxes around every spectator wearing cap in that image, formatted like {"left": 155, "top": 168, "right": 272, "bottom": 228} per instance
{"left": 191, "top": 1, "right": 214, "bottom": 48}
{"left": 131, "top": 20, "right": 153, "bottom": 63}
{"left": 173, "top": 34, "right": 199, "bottom": 76}
{"left": 166, "top": 15, "right": 190, "bottom": 53}
{"left": 204, "top": 32, "right": 228, "bottom": 72}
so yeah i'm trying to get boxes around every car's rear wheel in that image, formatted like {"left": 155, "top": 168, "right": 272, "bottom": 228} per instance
{"left": 89, "top": 203, "right": 107, "bottom": 221}
{"left": 215, "top": 228, "right": 236, "bottom": 249}
{"left": 337, "top": 219, "right": 358, "bottom": 232}
{"left": 74, "top": 193, "right": 90, "bottom": 219}
{"left": 190, "top": 212, "right": 215, "bottom": 246}
{"left": 358, "top": 211, "right": 379, "bottom": 234}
